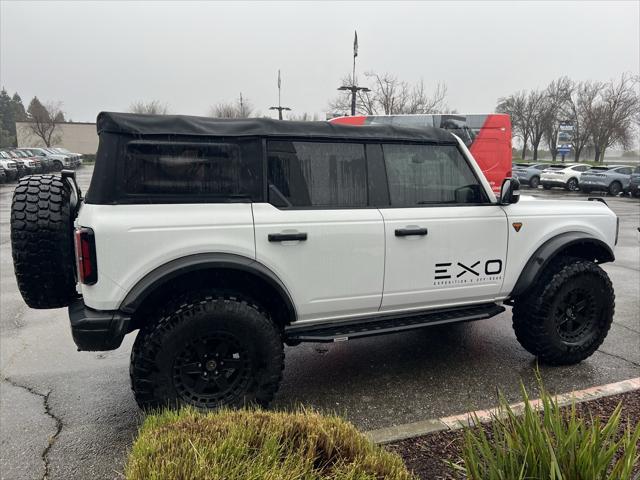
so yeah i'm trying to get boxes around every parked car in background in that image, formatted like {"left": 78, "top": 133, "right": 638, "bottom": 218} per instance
{"left": 625, "top": 166, "right": 640, "bottom": 197}
{"left": 0, "top": 154, "right": 18, "bottom": 180}
{"left": 6, "top": 149, "right": 41, "bottom": 174}
{"left": 512, "top": 163, "right": 549, "bottom": 189}
{"left": 18, "top": 149, "right": 55, "bottom": 172}
{"left": 51, "top": 147, "right": 83, "bottom": 165}
{"left": 16, "top": 147, "right": 69, "bottom": 170}
{"left": 3, "top": 151, "right": 36, "bottom": 176}
{"left": 540, "top": 163, "right": 590, "bottom": 191}
{"left": 580, "top": 165, "right": 635, "bottom": 195}
{"left": 11, "top": 150, "right": 44, "bottom": 173}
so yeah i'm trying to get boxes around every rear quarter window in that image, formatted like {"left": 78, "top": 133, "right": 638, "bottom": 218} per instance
{"left": 123, "top": 140, "right": 262, "bottom": 201}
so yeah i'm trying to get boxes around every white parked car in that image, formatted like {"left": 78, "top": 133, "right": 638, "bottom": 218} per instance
{"left": 540, "top": 163, "right": 590, "bottom": 191}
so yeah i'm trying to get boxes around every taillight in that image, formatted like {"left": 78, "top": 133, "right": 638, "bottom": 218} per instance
{"left": 74, "top": 227, "right": 97, "bottom": 285}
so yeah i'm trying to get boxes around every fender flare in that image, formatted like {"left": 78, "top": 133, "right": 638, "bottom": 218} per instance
{"left": 119, "top": 253, "right": 297, "bottom": 322}
{"left": 510, "top": 232, "right": 614, "bottom": 298}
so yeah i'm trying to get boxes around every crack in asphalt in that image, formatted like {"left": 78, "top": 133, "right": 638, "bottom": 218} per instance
{"left": 596, "top": 349, "right": 640, "bottom": 369}
{"left": 2, "top": 377, "right": 63, "bottom": 480}
{"left": 612, "top": 321, "right": 640, "bottom": 335}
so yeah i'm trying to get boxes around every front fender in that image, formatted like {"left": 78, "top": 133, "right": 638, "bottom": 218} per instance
{"left": 510, "top": 232, "right": 614, "bottom": 298}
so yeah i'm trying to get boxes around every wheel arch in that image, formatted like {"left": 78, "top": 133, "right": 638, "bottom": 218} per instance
{"left": 121, "top": 253, "right": 297, "bottom": 331}
{"left": 510, "top": 232, "right": 614, "bottom": 298}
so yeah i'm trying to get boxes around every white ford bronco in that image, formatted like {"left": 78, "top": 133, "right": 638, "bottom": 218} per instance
{"left": 11, "top": 112, "right": 618, "bottom": 410}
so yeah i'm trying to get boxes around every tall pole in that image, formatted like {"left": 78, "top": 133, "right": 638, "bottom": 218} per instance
{"left": 337, "top": 30, "right": 369, "bottom": 116}
{"left": 270, "top": 69, "right": 291, "bottom": 120}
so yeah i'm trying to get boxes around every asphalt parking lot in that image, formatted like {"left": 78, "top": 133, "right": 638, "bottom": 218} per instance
{"left": 1, "top": 167, "right": 638, "bottom": 480}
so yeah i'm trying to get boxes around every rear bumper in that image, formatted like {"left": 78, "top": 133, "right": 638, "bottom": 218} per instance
{"left": 68, "top": 298, "right": 131, "bottom": 351}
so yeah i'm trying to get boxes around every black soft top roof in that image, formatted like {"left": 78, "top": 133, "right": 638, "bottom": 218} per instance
{"left": 96, "top": 111, "right": 457, "bottom": 144}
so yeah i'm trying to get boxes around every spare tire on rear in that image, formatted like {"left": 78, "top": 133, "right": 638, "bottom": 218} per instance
{"left": 11, "top": 175, "right": 78, "bottom": 309}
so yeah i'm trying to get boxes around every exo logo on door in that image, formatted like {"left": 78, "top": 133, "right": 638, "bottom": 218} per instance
{"left": 433, "top": 259, "right": 503, "bottom": 286}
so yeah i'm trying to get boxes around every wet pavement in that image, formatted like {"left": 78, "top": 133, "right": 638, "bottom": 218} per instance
{"left": 1, "top": 168, "right": 638, "bottom": 479}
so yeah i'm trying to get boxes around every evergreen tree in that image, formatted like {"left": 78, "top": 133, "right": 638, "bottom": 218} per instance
{"left": 0, "top": 88, "right": 17, "bottom": 146}
{"left": 11, "top": 93, "right": 27, "bottom": 121}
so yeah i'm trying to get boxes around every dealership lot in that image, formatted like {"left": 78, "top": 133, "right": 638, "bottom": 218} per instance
{"left": 0, "top": 167, "right": 638, "bottom": 480}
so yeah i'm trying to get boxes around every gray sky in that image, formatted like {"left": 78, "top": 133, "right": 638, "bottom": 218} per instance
{"left": 1, "top": 1, "right": 638, "bottom": 122}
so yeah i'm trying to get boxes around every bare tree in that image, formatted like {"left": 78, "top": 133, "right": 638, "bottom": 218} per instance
{"left": 129, "top": 100, "right": 169, "bottom": 115}
{"left": 497, "top": 91, "right": 529, "bottom": 159}
{"left": 524, "top": 89, "right": 548, "bottom": 161}
{"left": 209, "top": 94, "right": 254, "bottom": 118}
{"left": 328, "top": 72, "right": 448, "bottom": 116}
{"left": 26, "top": 98, "right": 64, "bottom": 147}
{"left": 561, "top": 80, "right": 603, "bottom": 162}
{"left": 587, "top": 74, "right": 639, "bottom": 162}
{"left": 542, "top": 77, "right": 573, "bottom": 161}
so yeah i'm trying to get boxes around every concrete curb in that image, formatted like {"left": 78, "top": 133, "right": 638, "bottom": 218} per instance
{"left": 366, "top": 377, "right": 640, "bottom": 444}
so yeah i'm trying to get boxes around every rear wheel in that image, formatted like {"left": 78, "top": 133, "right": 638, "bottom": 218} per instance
{"left": 529, "top": 176, "right": 540, "bottom": 189}
{"left": 608, "top": 181, "right": 622, "bottom": 196}
{"left": 565, "top": 177, "right": 579, "bottom": 191}
{"left": 130, "top": 293, "right": 284, "bottom": 410}
{"left": 512, "top": 258, "right": 614, "bottom": 365}
{"left": 11, "top": 175, "right": 78, "bottom": 308}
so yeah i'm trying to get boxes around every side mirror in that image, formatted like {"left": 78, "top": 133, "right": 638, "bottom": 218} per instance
{"left": 500, "top": 177, "right": 520, "bottom": 205}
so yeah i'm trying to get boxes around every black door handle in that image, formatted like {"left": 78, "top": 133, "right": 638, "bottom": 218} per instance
{"left": 395, "top": 227, "right": 428, "bottom": 237}
{"left": 268, "top": 232, "right": 308, "bottom": 242}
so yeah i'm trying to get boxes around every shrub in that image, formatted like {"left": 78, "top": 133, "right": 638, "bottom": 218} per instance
{"left": 125, "top": 408, "right": 416, "bottom": 480}
{"left": 453, "top": 382, "right": 640, "bottom": 480}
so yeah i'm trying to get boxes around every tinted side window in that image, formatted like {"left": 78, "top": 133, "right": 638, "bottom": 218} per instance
{"left": 124, "top": 140, "right": 262, "bottom": 199}
{"left": 573, "top": 165, "right": 588, "bottom": 172}
{"left": 267, "top": 141, "right": 367, "bottom": 207}
{"left": 617, "top": 167, "right": 632, "bottom": 175}
{"left": 382, "top": 144, "right": 487, "bottom": 206}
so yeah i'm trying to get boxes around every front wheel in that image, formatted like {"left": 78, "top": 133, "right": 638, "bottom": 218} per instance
{"left": 529, "top": 176, "right": 540, "bottom": 189}
{"left": 512, "top": 258, "right": 614, "bottom": 365}
{"left": 130, "top": 294, "right": 284, "bottom": 410}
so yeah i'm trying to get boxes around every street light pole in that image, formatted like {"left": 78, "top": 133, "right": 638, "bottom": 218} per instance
{"left": 337, "top": 30, "right": 369, "bottom": 116}
{"left": 269, "top": 69, "right": 291, "bottom": 120}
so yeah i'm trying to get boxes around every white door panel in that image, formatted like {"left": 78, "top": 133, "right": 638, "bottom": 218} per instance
{"left": 253, "top": 203, "right": 384, "bottom": 322}
{"left": 380, "top": 206, "right": 508, "bottom": 311}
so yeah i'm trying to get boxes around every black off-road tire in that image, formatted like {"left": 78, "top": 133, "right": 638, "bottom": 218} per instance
{"left": 512, "top": 258, "right": 614, "bottom": 365}
{"left": 11, "top": 175, "right": 77, "bottom": 309}
{"left": 130, "top": 293, "right": 284, "bottom": 410}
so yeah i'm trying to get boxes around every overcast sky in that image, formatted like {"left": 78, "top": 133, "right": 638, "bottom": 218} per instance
{"left": 1, "top": 1, "right": 638, "bottom": 122}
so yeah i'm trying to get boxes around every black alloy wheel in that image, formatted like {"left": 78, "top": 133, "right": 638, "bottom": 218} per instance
{"left": 566, "top": 178, "right": 579, "bottom": 191}
{"left": 173, "top": 333, "right": 252, "bottom": 408}
{"left": 553, "top": 288, "right": 596, "bottom": 344}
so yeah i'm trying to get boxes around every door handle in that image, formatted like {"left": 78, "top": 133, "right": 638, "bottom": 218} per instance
{"left": 395, "top": 227, "right": 428, "bottom": 237}
{"left": 268, "top": 232, "right": 308, "bottom": 242}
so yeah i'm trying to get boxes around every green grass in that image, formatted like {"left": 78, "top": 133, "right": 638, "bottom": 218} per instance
{"left": 452, "top": 380, "right": 640, "bottom": 480}
{"left": 125, "top": 408, "right": 416, "bottom": 480}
